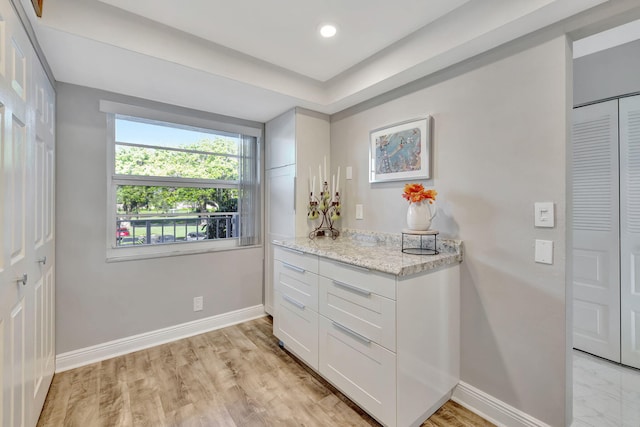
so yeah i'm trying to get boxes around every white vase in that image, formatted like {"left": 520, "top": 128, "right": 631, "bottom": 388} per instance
{"left": 406, "top": 200, "right": 436, "bottom": 231}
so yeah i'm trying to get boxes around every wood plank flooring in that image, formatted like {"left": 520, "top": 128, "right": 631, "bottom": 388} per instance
{"left": 37, "top": 316, "right": 494, "bottom": 427}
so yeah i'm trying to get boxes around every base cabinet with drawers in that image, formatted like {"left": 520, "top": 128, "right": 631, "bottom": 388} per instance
{"left": 273, "top": 244, "right": 460, "bottom": 427}
{"left": 273, "top": 245, "right": 320, "bottom": 369}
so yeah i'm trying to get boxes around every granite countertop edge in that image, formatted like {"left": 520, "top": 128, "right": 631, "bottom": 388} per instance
{"left": 272, "top": 229, "right": 463, "bottom": 277}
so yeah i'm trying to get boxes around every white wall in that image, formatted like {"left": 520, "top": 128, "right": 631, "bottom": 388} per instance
{"left": 574, "top": 38, "right": 640, "bottom": 105}
{"left": 330, "top": 36, "right": 571, "bottom": 426}
{"left": 55, "top": 83, "right": 264, "bottom": 354}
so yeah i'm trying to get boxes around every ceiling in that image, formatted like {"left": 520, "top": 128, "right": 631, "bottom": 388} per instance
{"left": 97, "top": 0, "right": 471, "bottom": 82}
{"left": 573, "top": 17, "right": 640, "bottom": 58}
{"left": 20, "top": 0, "right": 618, "bottom": 122}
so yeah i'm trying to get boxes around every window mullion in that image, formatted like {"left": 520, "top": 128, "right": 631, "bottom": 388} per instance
{"left": 115, "top": 141, "right": 241, "bottom": 159}
{"left": 112, "top": 174, "right": 239, "bottom": 189}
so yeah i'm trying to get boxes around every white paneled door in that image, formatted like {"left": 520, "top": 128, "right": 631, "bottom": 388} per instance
{"left": 573, "top": 94, "right": 640, "bottom": 370}
{"left": 0, "top": 1, "right": 55, "bottom": 426}
{"left": 621, "top": 95, "right": 640, "bottom": 370}
{"left": 572, "top": 100, "right": 621, "bottom": 362}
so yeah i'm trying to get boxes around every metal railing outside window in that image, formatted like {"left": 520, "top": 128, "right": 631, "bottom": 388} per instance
{"left": 115, "top": 212, "right": 238, "bottom": 247}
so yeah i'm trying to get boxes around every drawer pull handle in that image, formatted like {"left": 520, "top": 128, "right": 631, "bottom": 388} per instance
{"left": 332, "top": 280, "right": 371, "bottom": 296}
{"left": 282, "top": 262, "right": 305, "bottom": 274}
{"left": 332, "top": 321, "right": 371, "bottom": 345}
{"left": 283, "top": 294, "right": 305, "bottom": 310}
{"left": 281, "top": 246, "right": 304, "bottom": 255}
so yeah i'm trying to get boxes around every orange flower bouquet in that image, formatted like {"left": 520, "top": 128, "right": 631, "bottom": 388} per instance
{"left": 402, "top": 183, "right": 437, "bottom": 204}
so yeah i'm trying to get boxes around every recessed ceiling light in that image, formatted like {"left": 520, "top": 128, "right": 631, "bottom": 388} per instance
{"left": 319, "top": 24, "right": 337, "bottom": 38}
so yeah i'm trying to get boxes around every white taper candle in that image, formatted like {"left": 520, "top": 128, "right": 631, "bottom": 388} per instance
{"left": 324, "top": 156, "right": 327, "bottom": 184}
{"left": 332, "top": 174, "right": 335, "bottom": 198}
{"left": 336, "top": 166, "right": 341, "bottom": 194}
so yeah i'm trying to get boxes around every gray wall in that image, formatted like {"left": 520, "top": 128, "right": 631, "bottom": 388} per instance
{"left": 574, "top": 38, "right": 640, "bottom": 106}
{"left": 55, "top": 83, "right": 264, "bottom": 354}
{"left": 330, "top": 36, "right": 571, "bottom": 426}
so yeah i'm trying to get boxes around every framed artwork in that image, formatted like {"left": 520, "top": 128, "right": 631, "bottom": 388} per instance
{"left": 369, "top": 116, "right": 431, "bottom": 183}
{"left": 31, "top": 0, "right": 43, "bottom": 17}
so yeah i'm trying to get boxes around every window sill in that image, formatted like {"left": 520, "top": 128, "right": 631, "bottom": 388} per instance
{"left": 106, "top": 240, "right": 262, "bottom": 263}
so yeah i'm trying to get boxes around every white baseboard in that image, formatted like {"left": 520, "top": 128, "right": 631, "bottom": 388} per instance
{"left": 452, "top": 381, "right": 552, "bottom": 427}
{"left": 55, "top": 304, "right": 266, "bottom": 373}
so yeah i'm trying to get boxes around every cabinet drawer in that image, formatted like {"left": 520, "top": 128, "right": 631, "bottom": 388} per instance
{"left": 274, "top": 291, "right": 319, "bottom": 370}
{"left": 319, "top": 315, "right": 396, "bottom": 427}
{"left": 274, "top": 260, "right": 318, "bottom": 311}
{"left": 319, "top": 276, "right": 396, "bottom": 351}
{"left": 319, "top": 258, "right": 395, "bottom": 300}
{"left": 274, "top": 245, "right": 318, "bottom": 274}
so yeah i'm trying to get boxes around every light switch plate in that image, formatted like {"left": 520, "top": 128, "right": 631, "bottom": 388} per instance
{"left": 355, "top": 204, "right": 363, "bottom": 220}
{"left": 535, "top": 202, "right": 554, "bottom": 227}
{"left": 535, "top": 239, "right": 553, "bottom": 264}
{"left": 346, "top": 166, "right": 353, "bottom": 180}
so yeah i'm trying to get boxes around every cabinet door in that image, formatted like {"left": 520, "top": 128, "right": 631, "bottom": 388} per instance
{"left": 274, "top": 291, "right": 319, "bottom": 370}
{"left": 266, "top": 166, "right": 295, "bottom": 242}
{"left": 265, "top": 165, "right": 295, "bottom": 314}
{"left": 265, "top": 109, "right": 295, "bottom": 169}
{"left": 319, "top": 316, "right": 396, "bottom": 427}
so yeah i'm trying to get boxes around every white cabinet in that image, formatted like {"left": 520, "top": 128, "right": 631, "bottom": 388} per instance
{"left": 396, "top": 265, "right": 460, "bottom": 427}
{"left": 273, "top": 246, "right": 319, "bottom": 369}
{"left": 265, "top": 165, "right": 296, "bottom": 315}
{"left": 265, "top": 109, "right": 296, "bottom": 170}
{"left": 264, "top": 108, "right": 330, "bottom": 314}
{"left": 319, "top": 316, "right": 397, "bottom": 426}
{"left": 318, "top": 261, "right": 398, "bottom": 426}
{"left": 274, "top": 245, "right": 460, "bottom": 427}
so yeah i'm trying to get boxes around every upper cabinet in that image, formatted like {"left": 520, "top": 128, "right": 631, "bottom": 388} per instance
{"left": 266, "top": 109, "right": 296, "bottom": 169}
{"left": 266, "top": 108, "right": 330, "bottom": 173}
{"left": 265, "top": 107, "right": 330, "bottom": 236}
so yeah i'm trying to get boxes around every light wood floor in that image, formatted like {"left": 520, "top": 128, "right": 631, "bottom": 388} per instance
{"left": 38, "top": 316, "right": 494, "bottom": 427}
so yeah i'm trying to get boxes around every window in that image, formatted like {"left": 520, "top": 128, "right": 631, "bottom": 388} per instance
{"left": 103, "top": 101, "right": 261, "bottom": 260}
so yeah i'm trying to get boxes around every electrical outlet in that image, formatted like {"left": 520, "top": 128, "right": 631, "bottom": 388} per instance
{"left": 193, "top": 296, "right": 203, "bottom": 311}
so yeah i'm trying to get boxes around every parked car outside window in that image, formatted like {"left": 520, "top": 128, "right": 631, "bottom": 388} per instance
{"left": 116, "top": 227, "right": 130, "bottom": 238}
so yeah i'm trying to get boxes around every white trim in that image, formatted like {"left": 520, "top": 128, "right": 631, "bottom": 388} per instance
{"left": 106, "top": 238, "right": 245, "bottom": 263}
{"left": 452, "top": 381, "right": 552, "bottom": 427}
{"left": 55, "top": 305, "right": 266, "bottom": 373}
{"left": 99, "top": 100, "right": 263, "bottom": 138}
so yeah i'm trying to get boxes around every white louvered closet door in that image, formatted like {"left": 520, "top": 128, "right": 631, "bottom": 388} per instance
{"left": 620, "top": 94, "right": 640, "bottom": 369}
{"left": 572, "top": 100, "right": 621, "bottom": 362}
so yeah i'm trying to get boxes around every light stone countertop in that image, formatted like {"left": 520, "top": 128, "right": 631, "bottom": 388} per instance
{"left": 272, "top": 228, "right": 463, "bottom": 277}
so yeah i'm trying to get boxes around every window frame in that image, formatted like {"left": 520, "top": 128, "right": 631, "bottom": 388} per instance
{"left": 101, "top": 100, "right": 262, "bottom": 262}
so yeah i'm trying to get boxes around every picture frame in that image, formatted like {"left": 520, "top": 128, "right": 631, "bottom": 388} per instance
{"left": 31, "top": 0, "right": 43, "bottom": 17}
{"left": 369, "top": 116, "right": 431, "bottom": 183}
